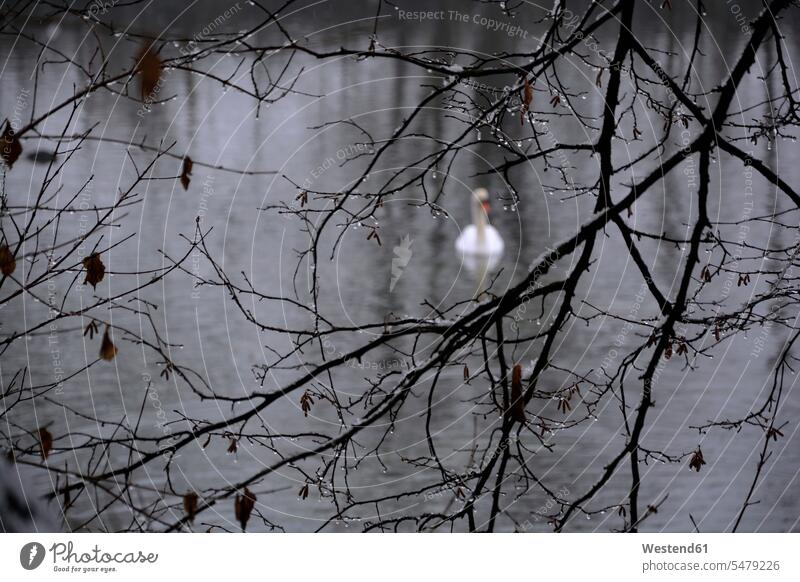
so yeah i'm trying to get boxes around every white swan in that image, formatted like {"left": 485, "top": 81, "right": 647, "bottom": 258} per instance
{"left": 456, "top": 188, "right": 504, "bottom": 273}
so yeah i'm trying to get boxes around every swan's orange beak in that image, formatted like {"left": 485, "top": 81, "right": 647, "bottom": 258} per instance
{"left": 481, "top": 200, "right": 491, "bottom": 214}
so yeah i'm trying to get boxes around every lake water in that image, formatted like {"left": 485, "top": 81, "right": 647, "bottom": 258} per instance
{"left": 2, "top": 0, "right": 799, "bottom": 532}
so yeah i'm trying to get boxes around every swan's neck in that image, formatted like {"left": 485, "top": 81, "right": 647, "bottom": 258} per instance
{"left": 472, "top": 197, "right": 488, "bottom": 243}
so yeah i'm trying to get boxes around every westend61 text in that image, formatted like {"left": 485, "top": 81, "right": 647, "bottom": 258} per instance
{"left": 642, "top": 543, "right": 708, "bottom": 554}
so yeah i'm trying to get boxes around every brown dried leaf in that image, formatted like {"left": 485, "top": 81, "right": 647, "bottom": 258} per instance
{"left": 227, "top": 438, "right": 238, "bottom": 454}
{"left": 0, "top": 244, "right": 16, "bottom": 277}
{"left": 234, "top": 487, "right": 257, "bottom": 531}
{"left": 136, "top": 45, "right": 162, "bottom": 101}
{"left": 520, "top": 77, "right": 533, "bottom": 125}
{"left": 463, "top": 364, "right": 469, "bottom": 382}
{"left": 180, "top": 156, "right": 193, "bottom": 190}
{"left": 1, "top": 120, "right": 22, "bottom": 169}
{"left": 688, "top": 447, "right": 706, "bottom": 472}
{"left": 298, "top": 483, "right": 309, "bottom": 500}
{"left": 99, "top": 326, "right": 118, "bottom": 361}
{"left": 509, "top": 364, "right": 527, "bottom": 423}
{"left": 183, "top": 491, "right": 199, "bottom": 523}
{"left": 38, "top": 427, "right": 53, "bottom": 460}
{"left": 300, "top": 390, "right": 314, "bottom": 417}
{"left": 82, "top": 253, "right": 105, "bottom": 289}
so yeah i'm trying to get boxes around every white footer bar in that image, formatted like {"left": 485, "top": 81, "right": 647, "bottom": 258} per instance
{"left": 1, "top": 533, "right": 796, "bottom": 580}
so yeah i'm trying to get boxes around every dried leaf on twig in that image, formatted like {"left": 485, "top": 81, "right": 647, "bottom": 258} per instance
{"left": 234, "top": 487, "right": 257, "bottom": 531}
{"left": 83, "top": 253, "right": 105, "bottom": 289}
{"left": 136, "top": 45, "right": 162, "bottom": 101}
{"left": 688, "top": 447, "right": 706, "bottom": 472}
{"left": 183, "top": 491, "right": 199, "bottom": 523}
{"left": 509, "top": 364, "right": 527, "bottom": 423}
{"left": 0, "top": 244, "right": 16, "bottom": 276}
{"left": 298, "top": 483, "right": 309, "bottom": 500}
{"left": 99, "top": 326, "right": 118, "bottom": 361}
{"left": 38, "top": 427, "right": 53, "bottom": 460}
{"left": 520, "top": 77, "right": 533, "bottom": 124}
{"left": 1, "top": 120, "right": 22, "bottom": 169}
{"left": 300, "top": 390, "right": 314, "bottom": 417}
{"left": 180, "top": 156, "right": 193, "bottom": 190}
